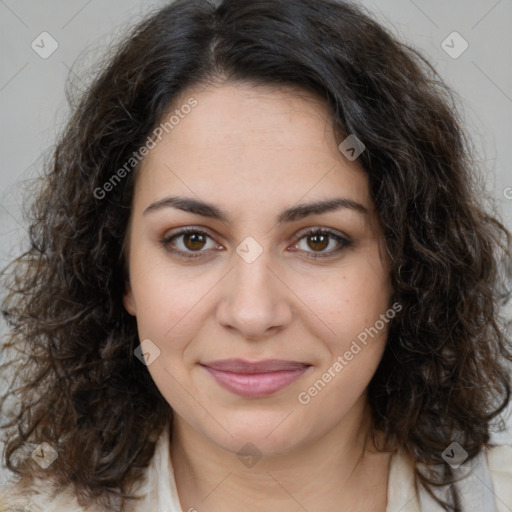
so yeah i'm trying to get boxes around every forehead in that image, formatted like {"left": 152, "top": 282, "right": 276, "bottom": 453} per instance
{"left": 134, "top": 82, "right": 371, "bottom": 216}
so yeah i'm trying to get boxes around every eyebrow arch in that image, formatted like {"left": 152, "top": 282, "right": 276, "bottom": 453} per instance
{"left": 143, "top": 196, "right": 368, "bottom": 223}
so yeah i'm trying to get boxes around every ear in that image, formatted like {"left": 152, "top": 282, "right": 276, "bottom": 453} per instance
{"left": 123, "top": 279, "right": 137, "bottom": 316}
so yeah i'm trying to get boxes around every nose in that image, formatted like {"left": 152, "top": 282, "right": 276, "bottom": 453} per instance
{"left": 215, "top": 247, "right": 293, "bottom": 340}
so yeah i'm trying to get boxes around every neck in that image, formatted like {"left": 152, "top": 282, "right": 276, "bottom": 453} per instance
{"left": 169, "top": 397, "right": 392, "bottom": 512}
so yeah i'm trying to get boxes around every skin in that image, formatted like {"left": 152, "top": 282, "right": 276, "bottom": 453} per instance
{"left": 123, "top": 82, "right": 394, "bottom": 512}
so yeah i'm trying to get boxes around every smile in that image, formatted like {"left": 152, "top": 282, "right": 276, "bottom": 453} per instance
{"left": 200, "top": 359, "right": 311, "bottom": 398}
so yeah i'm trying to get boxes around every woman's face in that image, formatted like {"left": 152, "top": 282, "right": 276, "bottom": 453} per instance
{"left": 123, "top": 82, "right": 393, "bottom": 457}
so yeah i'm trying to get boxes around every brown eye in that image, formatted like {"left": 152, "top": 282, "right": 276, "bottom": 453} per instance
{"left": 183, "top": 232, "right": 208, "bottom": 251}
{"left": 292, "top": 229, "right": 352, "bottom": 258}
{"left": 161, "top": 228, "right": 220, "bottom": 259}
{"left": 306, "top": 233, "right": 330, "bottom": 252}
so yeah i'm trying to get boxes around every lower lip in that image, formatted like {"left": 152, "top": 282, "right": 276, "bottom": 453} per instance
{"left": 203, "top": 366, "right": 309, "bottom": 398}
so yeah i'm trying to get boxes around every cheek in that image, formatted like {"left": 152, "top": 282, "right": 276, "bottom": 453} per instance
{"left": 128, "top": 248, "right": 207, "bottom": 336}
{"left": 131, "top": 271, "right": 206, "bottom": 409}
{"left": 128, "top": 258, "right": 222, "bottom": 376}
{"left": 291, "top": 260, "right": 391, "bottom": 348}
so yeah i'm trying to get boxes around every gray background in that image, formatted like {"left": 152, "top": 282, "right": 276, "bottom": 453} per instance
{"left": 1, "top": 0, "right": 511, "bottom": 486}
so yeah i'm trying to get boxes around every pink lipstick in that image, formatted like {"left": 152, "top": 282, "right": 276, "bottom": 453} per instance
{"left": 201, "top": 359, "right": 310, "bottom": 398}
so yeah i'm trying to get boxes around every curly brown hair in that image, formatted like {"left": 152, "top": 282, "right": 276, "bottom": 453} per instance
{"left": 1, "top": 0, "right": 511, "bottom": 511}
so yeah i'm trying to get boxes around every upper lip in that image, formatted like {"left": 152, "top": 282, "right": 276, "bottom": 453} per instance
{"left": 201, "top": 359, "right": 310, "bottom": 374}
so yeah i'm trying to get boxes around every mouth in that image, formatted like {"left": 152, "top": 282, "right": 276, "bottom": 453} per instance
{"left": 200, "top": 359, "right": 311, "bottom": 398}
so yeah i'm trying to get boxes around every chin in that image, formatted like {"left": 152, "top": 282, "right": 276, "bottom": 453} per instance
{"left": 202, "top": 408, "right": 311, "bottom": 459}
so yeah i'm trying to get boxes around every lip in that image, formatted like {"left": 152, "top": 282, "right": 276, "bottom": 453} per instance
{"left": 200, "top": 359, "right": 311, "bottom": 398}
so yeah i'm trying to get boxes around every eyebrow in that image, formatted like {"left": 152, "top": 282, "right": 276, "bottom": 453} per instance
{"left": 143, "top": 196, "right": 368, "bottom": 223}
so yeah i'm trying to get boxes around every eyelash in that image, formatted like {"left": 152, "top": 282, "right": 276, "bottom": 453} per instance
{"left": 160, "top": 227, "right": 352, "bottom": 261}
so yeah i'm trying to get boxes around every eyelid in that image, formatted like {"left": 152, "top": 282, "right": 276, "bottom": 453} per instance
{"left": 160, "top": 226, "right": 352, "bottom": 260}
{"left": 160, "top": 226, "right": 221, "bottom": 259}
{"left": 290, "top": 227, "right": 353, "bottom": 259}
{"left": 293, "top": 225, "right": 351, "bottom": 242}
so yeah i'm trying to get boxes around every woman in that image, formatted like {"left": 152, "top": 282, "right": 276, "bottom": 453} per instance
{"left": 1, "top": 0, "right": 511, "bottom": 511}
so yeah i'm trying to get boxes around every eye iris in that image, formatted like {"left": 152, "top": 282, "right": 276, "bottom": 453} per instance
{"left": 184, "top": 232, "right": 207, "bottom": 250}
{"left": 307, "top": 233, "right": 329, "bottom": 251}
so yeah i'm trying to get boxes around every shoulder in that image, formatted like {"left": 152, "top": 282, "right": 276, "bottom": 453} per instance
{"left": 0, "top": 426, "right": 167, "bottom": 512}
{"left": 0, "top": 476, "right": 95, "bottom": 512}
{"left": 486, "top": 444, "right": 512, "bottom": 512}
{"left": 387, "top": 444, "right": 512, "bottom": 512}
{"left": 0, "top": 467, "right": 153, "bottom": 512}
